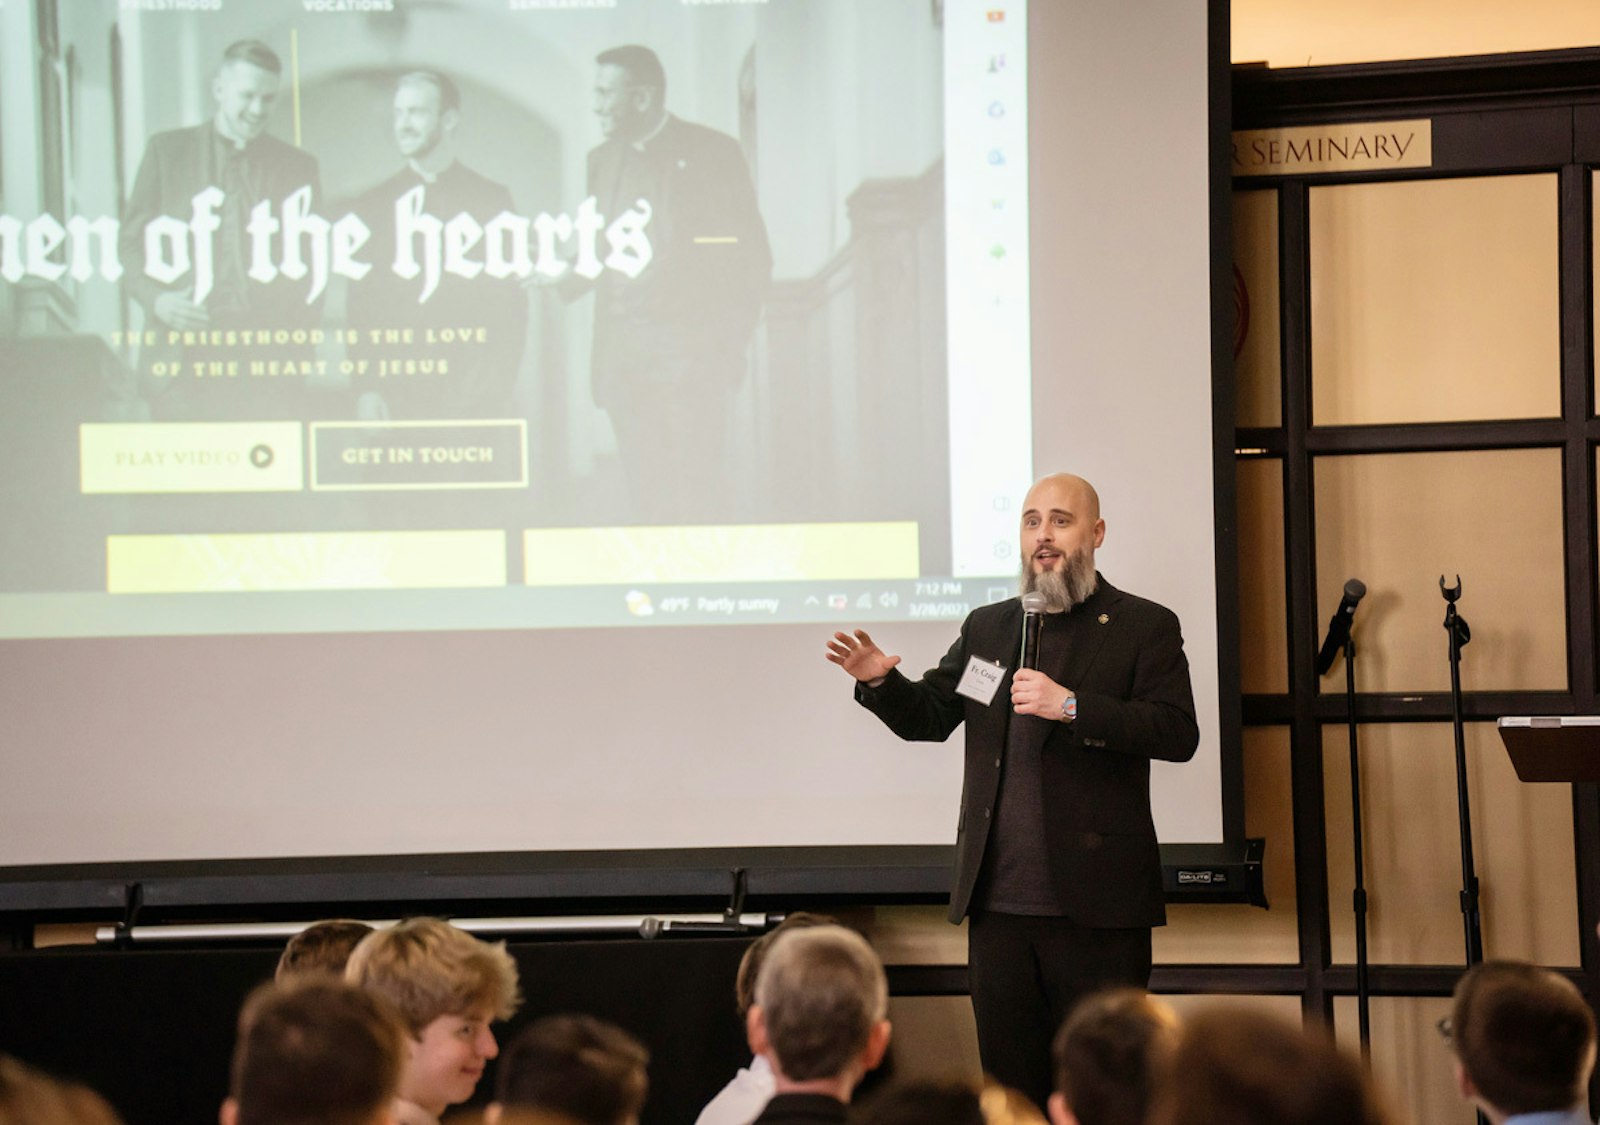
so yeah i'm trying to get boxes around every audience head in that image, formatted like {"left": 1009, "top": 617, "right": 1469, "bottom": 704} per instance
{"left": 489, "top": 1014, "right": 648, "bottom": 1125}
{"left": 854, "top": 1079, "right": 984, "bottom": 1125}
{"left": 1448, "top": 960, "right": 1597, "bottom": 1121}
{"left": 854, "top": 1079, "right": 1045, "bottom": 1125}
{"left": 345, "top": 918, "right": 522, "bottom": 1117}
{"left": 277, "top": 920, "right": 376, "bottom": 983}
{"left": 0, "top": 1055, "right": 124, "bottom": 1125}
{"left": 748, "top": 924, "right": 891, "bottom": 1095}
{"left": 734, "top": 913, "right": 836, "bottom": 1019}
{"left": 978, "top": 1084, "right": 1050, "bottom": 1125}
{"left": 1049, "top": 988, "right": 1178, "bottom": 1125}
{"left": 222, "top": 979, "right": 405, "bottom": 1125}
{"left": 1146, "top": 1006, "right": 1392, "bottom": 1125}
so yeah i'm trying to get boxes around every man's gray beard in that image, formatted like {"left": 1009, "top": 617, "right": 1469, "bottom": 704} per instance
{"left": 1020, "top": 548, "right": 1098, "bottom": 613}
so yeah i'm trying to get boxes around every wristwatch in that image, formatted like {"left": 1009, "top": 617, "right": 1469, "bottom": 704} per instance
{"left": 1061, "top": 691, "right": 1077, "bottom": 722}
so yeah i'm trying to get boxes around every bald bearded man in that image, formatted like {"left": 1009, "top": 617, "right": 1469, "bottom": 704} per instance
{"left": 827, "top": 473, "right": 1199, "bottom": 1111}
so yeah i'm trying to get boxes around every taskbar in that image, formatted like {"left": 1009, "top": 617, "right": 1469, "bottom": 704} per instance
{"left": 0, "top": 577, "right": 1017, "bottom": 640}
{"left": 582, "top": 576, "right": 1015, "bottom": 626}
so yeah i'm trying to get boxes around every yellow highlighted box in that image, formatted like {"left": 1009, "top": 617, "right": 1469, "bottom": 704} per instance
{"left": 81, "top": 423, "right": 304, "bottom": 494}
{"left": 107, "top": 531, "right": 506, "bottom": 593}
{"left": 523, "top": 522, "right": 920, "bottom": 586}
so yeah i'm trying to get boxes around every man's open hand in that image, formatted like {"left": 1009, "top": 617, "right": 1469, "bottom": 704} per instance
{"left": 826, "top": 629, "right": 902, "bottom": 684}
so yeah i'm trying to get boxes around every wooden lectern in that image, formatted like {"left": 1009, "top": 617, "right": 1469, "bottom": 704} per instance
{"left": 1497, "top": 717, "right": 1600, "bottom": 783}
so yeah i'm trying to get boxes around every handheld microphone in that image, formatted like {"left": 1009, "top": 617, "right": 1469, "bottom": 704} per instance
{"left": 1020, "top": 591, "right": 1047, "bottom": 670}
{"left": 1315, "top": 578, "right": 1367, "bottom": 676}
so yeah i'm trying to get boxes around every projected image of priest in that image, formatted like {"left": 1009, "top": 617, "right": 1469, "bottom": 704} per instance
{"left": 346, "top": 71, "right": 528, "bottom": 422}
{"left": 119, "top": 39, "right": 322, "bottom": 421}
{"left": 580, "top": 45, "right": 772, "bottom": 523}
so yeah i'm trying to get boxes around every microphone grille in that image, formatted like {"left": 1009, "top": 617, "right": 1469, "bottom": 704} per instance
{"left": 1345, "top": 578, "right": 1367, "bottom": 600}
{"left": 1021, "top": 592, "right": 1048, "bottom": 613}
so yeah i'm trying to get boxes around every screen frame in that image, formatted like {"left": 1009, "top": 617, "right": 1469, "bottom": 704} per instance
{"left": 0, "top": 0, "right": 1246, "bottom": 923}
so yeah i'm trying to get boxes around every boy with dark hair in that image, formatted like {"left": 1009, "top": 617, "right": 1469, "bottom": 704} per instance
{"left": 852, "top": 1080, "right": 984, "bottom": 1125}
{"left": 1146, "top": 1006, "right": 1393, "bottom": 1125}
{"left": 277, "top": 920, "right": 376, "bottom": 982}
{"left": 1448, "top": 960, "right": 1597, "bottom": 1125}
{"left": 1048, "top": 989, "right": 1178, "bottom": 1125}
{"left": 489, "top": 1014, "right": 649, "bottom": 1125}
{"left": 222, "top": 979, "right": 405, "bottom": 1125}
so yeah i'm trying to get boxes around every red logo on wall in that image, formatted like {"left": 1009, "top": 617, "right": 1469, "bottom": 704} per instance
{"left": 1232, "top": 263, "right": 1250, "bottom": 360}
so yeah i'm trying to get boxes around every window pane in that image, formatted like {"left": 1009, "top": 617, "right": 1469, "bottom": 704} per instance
{"left": 1157, "top": 727, "right": 1298, "bottom": 964}
{"left": 1162, "top": 994, "right": 1302, "bottom": 1021}
{"left": 1310, "top": 175, "right": 1559, "bottom": 425}
{"left": 1314, "top": 448, "right": 1566, "bottom": 693}
{"left": 884, "top": 996, "right": 981, "bottom": 1083}
{"left": 1324, "top": 721, "right": 1580, "bottom": 967}
{"left": 1234, "top": 189, "right": 1282, "bottom": 428}
{"left": 1332, "top": 996, "right": 1471, "bottom": 1125}
{"left": 1238, "top": 458, "right": 1287, "bottom": 695}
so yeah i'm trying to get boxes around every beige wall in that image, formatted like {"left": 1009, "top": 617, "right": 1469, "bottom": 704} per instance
{"left": 1232, "top": 0, "right": 1600, "bottom": 67}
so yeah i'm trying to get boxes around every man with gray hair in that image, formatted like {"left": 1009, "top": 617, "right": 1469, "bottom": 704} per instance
{"left": 745, "top": 924, "right": 892, "bottom": 1124}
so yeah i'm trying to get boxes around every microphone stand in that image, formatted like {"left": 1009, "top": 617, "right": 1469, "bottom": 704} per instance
{"left": 1342, "top": 633, "right": 1371, "bottom": 1062}
{"left": 1326, "top": 629, "right": 1371, "bottom": 1062}
{"left": 1441, "top": 575, "right": 1484, "bottom": 966}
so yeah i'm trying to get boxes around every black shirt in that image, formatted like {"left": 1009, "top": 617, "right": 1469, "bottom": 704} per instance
{"left": 750, "top": 1092, "right": 848, "bottom": 1125}
{"left": 977, "top": 610, "right": 1070, "bottom": 915}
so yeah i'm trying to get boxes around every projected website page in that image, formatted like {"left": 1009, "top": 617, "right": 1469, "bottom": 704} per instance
{"left": 0, "top": 0, "right": 1030, "bottom": 641}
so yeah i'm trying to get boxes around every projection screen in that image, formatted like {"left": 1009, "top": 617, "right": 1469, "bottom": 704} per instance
{"left": 0, "top": 0, "right": 1230, "bottom": 885}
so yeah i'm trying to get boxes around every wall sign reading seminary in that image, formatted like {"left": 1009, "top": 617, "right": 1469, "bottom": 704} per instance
{"left": 1232, "top": 119, "right": 1433, "bottom": 176}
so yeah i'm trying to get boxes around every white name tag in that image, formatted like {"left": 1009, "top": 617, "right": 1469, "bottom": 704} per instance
{"left": 956, "top": 655, "right": 1006, "bottom": 705}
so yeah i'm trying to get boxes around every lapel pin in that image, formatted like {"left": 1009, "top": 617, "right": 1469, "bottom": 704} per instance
{"left": 1098, "top": 614, "right": 1109, "bottom": 624}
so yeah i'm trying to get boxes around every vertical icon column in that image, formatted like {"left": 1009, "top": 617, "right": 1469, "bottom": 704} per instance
{"left": 945, "top": 0, "right": 1032, "bottom": 578}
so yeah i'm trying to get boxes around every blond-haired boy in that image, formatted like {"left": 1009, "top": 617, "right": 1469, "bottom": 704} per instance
{"left": 346, "top": 917, "right": 521, "bottom": 1125}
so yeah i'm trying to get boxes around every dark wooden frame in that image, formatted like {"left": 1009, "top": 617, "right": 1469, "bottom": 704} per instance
{"left": 1222, "top": 48, "right": 1600, "bottom": 1028}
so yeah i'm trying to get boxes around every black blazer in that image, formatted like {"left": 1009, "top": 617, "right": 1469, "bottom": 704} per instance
{"left": 857, "top": 576, "right": 1199, "bottom": 927}
{"left": 584, "top": 114, "right": 772, "bottom": 405}
{"left": 120, "top": 123, "right": 320, "bottom": 316}
{"left": 118, "top": 122, "right": 321, "bottom": 418}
